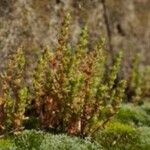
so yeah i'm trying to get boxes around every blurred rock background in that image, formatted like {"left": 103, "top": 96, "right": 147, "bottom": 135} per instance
{"left": 0, "top": 0, "right": 150, "bottom": 71}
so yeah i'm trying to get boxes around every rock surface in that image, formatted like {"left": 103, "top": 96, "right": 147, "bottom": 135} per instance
{"left": 0, "top": 0, "right": 150, "bottom": 70}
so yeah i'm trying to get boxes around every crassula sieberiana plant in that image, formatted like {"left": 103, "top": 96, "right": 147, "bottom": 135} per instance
{"left": 126, "top": 53, "right": 150, "bottom": 105}
{"left": 32, "top": 13, "right": 126, "bottom": 137}
{"left": 0, "top": 13, "right": 127, "bottom": 137}
{"left": 0, "top": 48, "right": 28, "bottom": 133}
{"left": 141, "top": 66, "right": 150, "bottom": 98}
{"left": 127, "top": 53, "right": 143, "bottom": 105}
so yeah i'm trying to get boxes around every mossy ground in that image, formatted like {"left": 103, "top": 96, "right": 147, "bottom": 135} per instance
{"left": 1, "top": 102, "right": 150, "bottom": 150}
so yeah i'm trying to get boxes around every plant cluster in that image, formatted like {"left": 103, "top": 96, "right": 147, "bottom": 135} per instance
{"left": 0, "top": 13, "right": 127, "bottom": 137}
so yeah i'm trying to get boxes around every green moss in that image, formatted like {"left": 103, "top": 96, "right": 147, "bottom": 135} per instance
{"left": 14, "top": 130, "right": 102, "bottom": 150}
{"left": 115, "top": 104, "right": 150, "bottom": 126}
{"left": 141, "top": 102, "right": 150, "bottom": 115}
{"left": 94, "top": 122, "right": 140, "bottom": 150}
{"left": 0, "top": 138, "right": 16, "bottom": 150}
{"left": 138, "top": 127, "right": 150, "bottom": 150}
